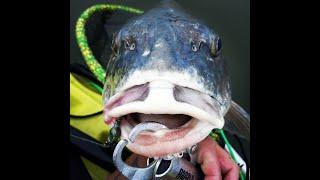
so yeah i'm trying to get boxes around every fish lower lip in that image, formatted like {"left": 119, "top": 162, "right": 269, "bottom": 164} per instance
{"left": 120, "top": 116, "right": 194, "bottom": 144}
{"left": 120, "top": 117, "right": 214, "bottom": 157}
{"left": 125, "top": 113, "right": 192, "bottom": 129}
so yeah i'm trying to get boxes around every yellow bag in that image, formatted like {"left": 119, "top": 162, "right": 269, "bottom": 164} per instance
{"left": 70, "top": 72, "right": 112, "bottom": 179}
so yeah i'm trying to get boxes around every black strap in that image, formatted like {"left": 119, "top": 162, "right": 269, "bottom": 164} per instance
{"left": 69, "top": 144, "right": 92, "bottom": 180}
{"left": 70, "top": 110, "right": 103, "bottom": 118}
{"left": 70, "top": 126, "right": 116, "bottom": 172}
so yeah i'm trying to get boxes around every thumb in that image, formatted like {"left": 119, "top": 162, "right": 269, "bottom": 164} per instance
{"left": 197, "top": 137, "right": 222, "bottom": 180}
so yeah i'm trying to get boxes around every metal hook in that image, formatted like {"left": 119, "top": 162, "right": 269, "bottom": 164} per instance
{"left": 128, "top": 122, "right": 167, "bottom": 142}
{"left": 112, "top": 122, "right": 168, "bottom": 180}
{"left": 113, "top": 139, "right": 159, "bottom": 180}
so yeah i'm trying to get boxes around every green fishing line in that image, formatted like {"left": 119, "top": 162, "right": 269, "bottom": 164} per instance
{"left": 218, "top": 129, "right": 246, "bottom": 180}
{"left": 89, "top": 81, "right": 103, "bottom": 94}
{"left": 76, "top": 4, "right": 144, "bottom": 84}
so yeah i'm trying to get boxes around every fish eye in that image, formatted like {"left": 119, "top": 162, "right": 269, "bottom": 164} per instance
{"left": 192, "top": 44, "right": 198, "bottom": 52}
{"left": 216, "top": 37, "right": 222, "bottom": 53}
{"left": 129, "top": 43, "right": 135, "bottom": 50}
{"left": 211, "top": 36, "right": 222, "bottom": 57}
{"left": 191, "top": 41, "right": 201, "bottom": 52}
{"left": 124, "top": 38, "right": 136, "bottom": 51}
{"left": 111, "top": 33, "right": 121, "bottom": 56}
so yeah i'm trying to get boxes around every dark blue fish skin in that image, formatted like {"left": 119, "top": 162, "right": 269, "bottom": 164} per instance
{"left": 105, "top": 4, "right": 231, "bottom": 114}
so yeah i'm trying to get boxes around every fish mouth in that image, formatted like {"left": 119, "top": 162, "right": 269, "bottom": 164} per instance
{"left": 104, "top": 80, "right": 224, "bottom": 157}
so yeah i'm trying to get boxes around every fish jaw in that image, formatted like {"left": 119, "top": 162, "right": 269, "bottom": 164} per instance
{"left": 104, "top": 78, "right": 224, "bottom": 157}
{"left": 122, "top": 117, "right": 214, "bottom": 157}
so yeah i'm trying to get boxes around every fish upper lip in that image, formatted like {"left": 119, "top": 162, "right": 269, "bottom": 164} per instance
{"left": 104, "top": 80, "right": 224, "bottom": 129}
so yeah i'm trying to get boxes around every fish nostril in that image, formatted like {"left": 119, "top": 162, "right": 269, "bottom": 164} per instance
{"left": 106, "top": 83, "right": 150, "bottom": 111}
{"left": 173, "top": 85, "right": 184, "bottom": 102}
{"left": 136, "top": 86, "right": 149, "bottom": 101}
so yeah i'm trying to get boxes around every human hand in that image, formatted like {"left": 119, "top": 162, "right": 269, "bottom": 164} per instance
{"left": 108, "top": 136, "right": 240, "bottom": 180}
{"left": 196, "top": 136, "right": 240, "bottom": 180}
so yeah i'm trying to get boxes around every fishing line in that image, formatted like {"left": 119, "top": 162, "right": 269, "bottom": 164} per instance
{"left": 76, "top": 4, "right": 144, "bottom": 84}
{"left": 89, "top": 81, "right": 103, "bottom": 94}
{"left": 218, "top": 129, "right": 246, "bottom": 180}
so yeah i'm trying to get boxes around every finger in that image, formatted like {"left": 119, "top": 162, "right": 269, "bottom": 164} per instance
{"left": 124, "top": 154, "right": 148, "bottom": 168}
{"left": 215, "top": 144, "right": 239, "bottom": 180}
{"left": 107, "top": 154, "right": 148, "bottom": 180}
{"left": 205, "top": 175, "right": 222, "bottom": 180}
{"left": 197, "top": 137, "right": 222, "bottom": 180}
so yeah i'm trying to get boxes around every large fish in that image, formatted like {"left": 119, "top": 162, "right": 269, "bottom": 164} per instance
{"left": 103, "top": 1, "right": 249, "bottom": 158}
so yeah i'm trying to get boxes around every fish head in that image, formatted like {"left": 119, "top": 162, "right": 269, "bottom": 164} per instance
{"left": 103, "top": 5, "right": 231, "bottom": 157}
